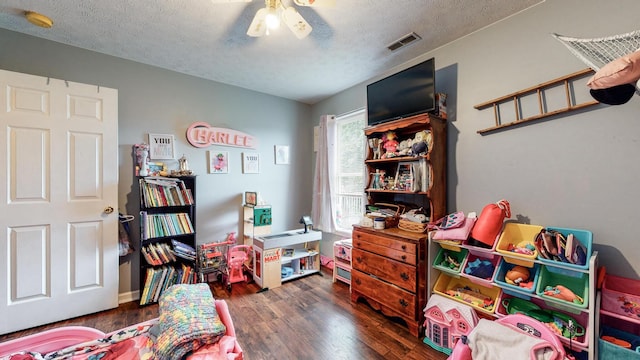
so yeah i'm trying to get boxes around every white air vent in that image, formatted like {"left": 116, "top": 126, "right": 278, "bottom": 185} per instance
{"left": 387, "top": 32, "right": 422, "bottom": 51}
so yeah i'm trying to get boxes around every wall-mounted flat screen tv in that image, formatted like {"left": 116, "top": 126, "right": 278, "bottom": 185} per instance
{"left": 366, "top": 57, "right": 435, "bottom": 126}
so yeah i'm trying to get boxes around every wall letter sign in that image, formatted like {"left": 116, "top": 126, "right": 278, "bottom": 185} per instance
{"left": 186, "top": 122, "right": 257, "bottom": 149}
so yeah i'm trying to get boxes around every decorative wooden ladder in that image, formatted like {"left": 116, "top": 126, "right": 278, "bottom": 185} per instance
{"left": 475, "top": 68, "right": 599, "bottom": 134}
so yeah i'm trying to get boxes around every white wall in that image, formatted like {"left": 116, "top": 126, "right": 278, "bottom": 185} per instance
{"left": 313, "top": 0, "right": 640, "bottom": 279}
{"left": 0, "top": 29, "right": 314, "bottom": 297}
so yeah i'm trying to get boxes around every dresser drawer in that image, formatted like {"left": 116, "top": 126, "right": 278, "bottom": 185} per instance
{"left": 352, "top": 230, "right": 416, "bottom": 265}
{"left": 352, "top": 248, "right": 416, "bottom": 292}
{"left": 352, "top": 269, "right": 416, "bottom": 318}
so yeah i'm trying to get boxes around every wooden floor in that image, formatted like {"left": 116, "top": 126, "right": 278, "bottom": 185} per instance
{"left": 1, "top": 268, "right": 447, "bottom": 360}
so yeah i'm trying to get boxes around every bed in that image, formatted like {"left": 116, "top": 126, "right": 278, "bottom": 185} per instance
{"left": 0, "top": 284, "right": 243, "bottom": 360}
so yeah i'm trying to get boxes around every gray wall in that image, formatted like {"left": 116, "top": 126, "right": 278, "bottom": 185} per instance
{"left": 0, "top": 29, "right": 314, "bottom": 298}
{"left": 313, "top": 0, "right": 640, "bottom": 279}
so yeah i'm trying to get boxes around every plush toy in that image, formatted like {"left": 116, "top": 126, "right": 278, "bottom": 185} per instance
{"left": 368, "top": 137, "right": 382, "bottom": 159}
{"left": 382, "top": 131, "right": 399, "bottom": 158}
{"left": 409, "top": 130, "right": 432, "bottom": 156}
{"left": 397, "top": 139, "right": 412, "bottom": 156}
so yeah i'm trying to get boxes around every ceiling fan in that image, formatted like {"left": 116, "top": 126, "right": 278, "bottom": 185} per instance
{"left": 211, "top": 0, "right": 335, "bottom": 39}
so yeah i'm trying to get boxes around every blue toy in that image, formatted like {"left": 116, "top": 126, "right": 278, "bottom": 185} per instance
{"left": 464, "top": 258, "right": 495, "bottom": 280}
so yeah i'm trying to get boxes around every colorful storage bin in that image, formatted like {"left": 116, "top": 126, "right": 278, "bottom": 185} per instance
{"left": 433, "top": 272, "right": 501, "bottom": 315}
{"left": 602, "top": 274, "right": 640, "bottom": 320}
{"left": 494, "top": 259, "right": 540, "bottom": 298}
{"left": 536, "top": 227, "right": 592, "bottom": 276}
{"left": 433, "top": 247, "right": 468, "bottom": 275}
{"left": 496, "top": 223, "right": 543, "bottom": 267}
{"left": 599, "top": 326, "right": 640, "bottom": 360}
{"left": 497, "top": 293, "right": 590, "bottom": 349}
{"left": 462, "top": 253, "right": 499, "bottom": 286}
{"left": 536, "top": 265, "right": 589, "bottom": 310}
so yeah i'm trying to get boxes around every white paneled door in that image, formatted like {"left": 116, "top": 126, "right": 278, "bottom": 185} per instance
{"left": 0, "top": 69, "right": 119, "bottom": 334}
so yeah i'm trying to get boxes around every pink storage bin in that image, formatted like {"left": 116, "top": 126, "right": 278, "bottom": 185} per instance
{"left": 462, "top": 253, "right": 499, "bottom": 287}
{"left": 602, "top": 274, "right": 640, "bottom": 320}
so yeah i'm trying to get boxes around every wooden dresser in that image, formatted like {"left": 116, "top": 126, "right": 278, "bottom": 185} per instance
{"left": 351, "top": 225, "right": 428, "bottom": 337}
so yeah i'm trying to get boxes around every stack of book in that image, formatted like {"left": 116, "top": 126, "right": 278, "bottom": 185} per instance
{"left": 171, "top": 239, "right": 196, "bottom": 261}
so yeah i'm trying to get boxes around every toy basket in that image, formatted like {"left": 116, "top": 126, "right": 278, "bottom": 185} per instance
{"left": 398, "top": 219, "right": 427, "bottom": 232}
{"left": 601, "top": 273, "right": 640, "bottom": 319}
{"left": 365, "top": 203, "right": 404, "bottom": 228}
{"left": 496, "top": 223, "right": 543, "bottom": 267}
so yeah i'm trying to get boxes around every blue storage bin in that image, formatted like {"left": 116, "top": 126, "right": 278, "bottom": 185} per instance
{"left": 537, "top": 227, "right": 592, "bottom": 276}
{"left": 494, "top": 259, "right": 540, "bottom": 299}
{"left": 599, "top": 326, "right": 640, "bottom": 359}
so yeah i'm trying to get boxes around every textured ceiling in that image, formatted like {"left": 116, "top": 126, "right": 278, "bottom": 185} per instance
{"left": 0, "top": 0, "right": 542, "bottom": 104}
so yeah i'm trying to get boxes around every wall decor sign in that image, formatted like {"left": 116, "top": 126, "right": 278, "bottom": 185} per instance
{"left": 148, "top": 133, "right": 176, "bottom": 159}
{"left": 242, "top": 152, "right": 260, "bottom": 174}
{"left": 186, "top": 122, "right": 257, "bottom": 149}
{"left": 208, "top": 150, "right": 229, "bottom": 174}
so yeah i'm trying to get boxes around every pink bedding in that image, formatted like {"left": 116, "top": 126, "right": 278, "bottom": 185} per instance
{"left": 0, "top": 300, "right": 242, "bottom": 360}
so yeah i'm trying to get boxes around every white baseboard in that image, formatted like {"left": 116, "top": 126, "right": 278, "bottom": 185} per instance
{"left": 118, "top": 290, "right": 140, "bottom": 304}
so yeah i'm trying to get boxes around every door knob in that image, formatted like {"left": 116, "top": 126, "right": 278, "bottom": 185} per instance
{"left": 104, "top": 206, "right": 114, "bottom": 214}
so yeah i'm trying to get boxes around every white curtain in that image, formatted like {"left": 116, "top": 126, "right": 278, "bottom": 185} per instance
{"left": 311, "top": 115, "right": 336, "bottom": 233}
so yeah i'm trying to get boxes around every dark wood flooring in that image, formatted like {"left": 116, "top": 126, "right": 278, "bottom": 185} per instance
{"left": 1, "top": 268, "right": 447, "bottom": 360}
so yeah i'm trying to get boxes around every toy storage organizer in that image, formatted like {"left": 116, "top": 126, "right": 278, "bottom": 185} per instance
{"left": 333, "top": 239, "right": 352, "bottom": 287}
{"left": 427, "top": 223, "right": 599, "bottom": 360}
{"left": 597, "top": 274, "right": 640, "bottom": 359}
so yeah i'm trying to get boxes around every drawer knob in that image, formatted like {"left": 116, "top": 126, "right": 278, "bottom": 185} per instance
{"left": 355, "top": 256, "right": 363, "bottom": 263}
{"left": 400, "top": 272, "right": 409, "bottom": 281}
{"left": 355, "top": 279, "right": 361, "bottom": 285}
{"left": 401, "top": 244, "right": 406, "bottom": 250}
{"left": 399, "top": 298, "right": 408, "bottom": 308}
{"left": 401, "top": 255, "right": 407, "bottom": 260}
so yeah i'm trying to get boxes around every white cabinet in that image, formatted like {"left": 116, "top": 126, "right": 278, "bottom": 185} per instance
{"left": 252, "top": 229, "right": 321, "bottom": 290}
{"left": 428, "top": 235, "right": 599, "bottom": 360}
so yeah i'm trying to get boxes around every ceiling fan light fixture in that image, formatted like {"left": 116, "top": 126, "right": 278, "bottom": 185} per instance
{"left": 265, "top": 7, "right": 280, "bottom": 30}
{"left": 282, "top": 7, "right": 312, "bottom": 39}
{"left": 24, "top": 11, "right": 53, "bottom": 28}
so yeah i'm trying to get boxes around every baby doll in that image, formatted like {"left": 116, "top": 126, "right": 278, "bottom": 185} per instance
{"left": 382, "top": 131, "right": 399, "bottom": 158}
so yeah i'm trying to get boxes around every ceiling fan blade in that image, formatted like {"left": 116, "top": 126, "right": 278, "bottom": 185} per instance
{"left": 282, "top": 7, "right": 312, "bottom": 39}
{"left": 247, "top": 8, "right": 268, "bottom": 37}
{"left": 292, "top": 0, "right": 336, "bottom": 7}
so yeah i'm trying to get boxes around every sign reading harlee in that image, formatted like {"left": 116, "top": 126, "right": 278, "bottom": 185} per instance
{"left": 186, "top": 121, "right": 257, "bottom": 149}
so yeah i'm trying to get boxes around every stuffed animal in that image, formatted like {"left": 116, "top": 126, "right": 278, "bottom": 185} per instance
{"left": 397, "top": 139, "right": 412, "bottom": 156}
{"left": 368, "top": 138, "right": 382, "bottom": 159}
{"left": 409, "top": 130, "right": 432, "bottom": 156}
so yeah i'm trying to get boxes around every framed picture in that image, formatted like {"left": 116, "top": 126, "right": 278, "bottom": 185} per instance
{"left": 148, "top": 133, "right": 176, "bottom": 160}
{"left": 245, "top": 191, "right": 257, "bottom": 206}
{"left": 274, "top": 145, "right": 289, "bottom": 165}
{"left": 208, "top": 151, "right": 229, "bottom": 174}
{"left": 148, "top": 162, "right": 164, "bottom": 176}
{"left": 242, "top": 152, "right": 260, "bottom": 174}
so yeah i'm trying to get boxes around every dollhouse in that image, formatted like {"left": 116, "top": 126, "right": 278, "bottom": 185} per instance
{"left": 423, "top": 293, "right": 479, "bottom": 355}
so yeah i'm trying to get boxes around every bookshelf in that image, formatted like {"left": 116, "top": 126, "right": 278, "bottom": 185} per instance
{"left": 138, "top": 176, "right": 197, "bottom": 305}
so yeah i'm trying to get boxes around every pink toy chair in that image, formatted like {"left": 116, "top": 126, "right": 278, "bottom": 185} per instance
{"left": 225, "top": 245, "right": 251, "bottom": 291}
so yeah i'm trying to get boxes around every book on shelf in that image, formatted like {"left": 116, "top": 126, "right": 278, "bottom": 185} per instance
{"left": 140, "top": 212, "right": 194, "bottom": 240}
{"left": 139, "top": 176, "right": 193, "bottom": 208}
{"left": 140, "top": 263, "right": 196, "bottom": 305}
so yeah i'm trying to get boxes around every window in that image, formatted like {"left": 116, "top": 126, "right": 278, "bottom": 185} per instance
{"left": 332, "top": 110, "right": 366, "bottom": 234}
